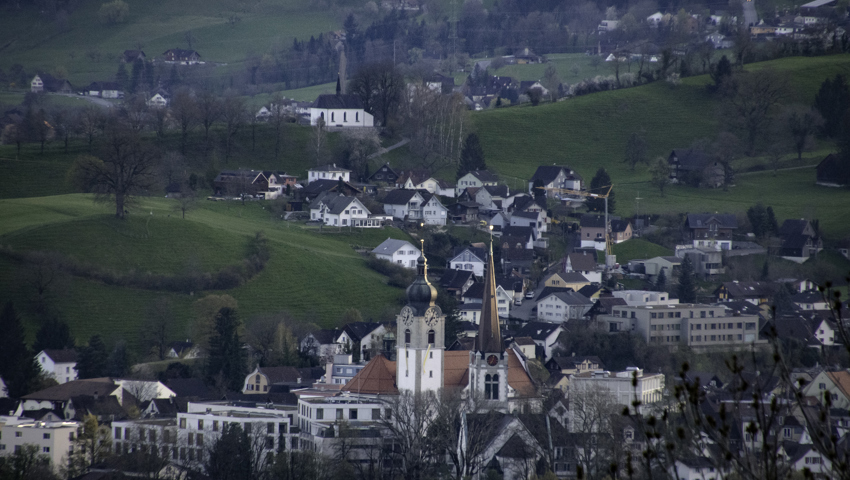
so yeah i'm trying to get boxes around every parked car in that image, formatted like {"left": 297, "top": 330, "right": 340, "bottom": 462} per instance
{"left": 525, "top": 290, "right": 535, "bottom": 299}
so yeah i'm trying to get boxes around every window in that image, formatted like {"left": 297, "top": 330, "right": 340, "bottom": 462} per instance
{"left": 356, "top": 112, "right": 359, "bottom": 122}
{"left": 350, "top": 409, "right": 358, "bottom": 420}
{"left": 405, "top": 329, "right": 411, "bottom": 344}
{"left": 331, "top": 112, "right": 335, "bottom": 122}
{"left": 372, "top": 409, "right": 381, "bottom": 420}
{"left": 485, "top": 374, "right": 499, "bottom": 400}
{"left": 198, "top": 419, "right": 204, "bottom": 430}
{"left": 255, "top": 375, "right": 261, "bottom": 384}
{"left": 213, "top": 421, "right": 219, "bottom": 432}
{"left": 316, "top": 408, "right": 324, "bottom": 420}
{"left": 115, "top": 427, "right": 122, "bottom": 439}
{"left": 428, "top": 330, "right": 435, "bottom": 344}
{"left": 343, "top": 112, "right": 347, "bottom": 122}
{"left": 197, "top": 434, "right": 204, "bottom": 446}
{"left": 266, "top": 436, "right": 274, "bottom": 450}
{"left": 179, "top": 418, "right": 186, "bottom": 429}
{"left": 188, "top": 433, "right": 194, "bottom": 445}
{"left": 149, "top": 430, "right": 156, "bottom": 443}
{"left": 43, "top": 447, "right": 50, "bottom": 453}
{"left": 336, "top": 409, "right": 343, "bottom": 420}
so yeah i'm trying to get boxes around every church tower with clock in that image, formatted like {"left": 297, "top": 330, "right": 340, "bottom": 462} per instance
{"left": 468, "top": 241, "right": 509, "bottom": 409}
{"left": 396, "top": 242, "right": 445, "bottom": 393}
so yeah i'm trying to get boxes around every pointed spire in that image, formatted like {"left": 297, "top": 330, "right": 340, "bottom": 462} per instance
{"left": 477, "top": 238, "right": 502, "bottom": 353}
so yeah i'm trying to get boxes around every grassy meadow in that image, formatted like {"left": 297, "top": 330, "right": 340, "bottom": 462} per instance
{"left": 0, "top": 194, "right": 414, "bottom": 351}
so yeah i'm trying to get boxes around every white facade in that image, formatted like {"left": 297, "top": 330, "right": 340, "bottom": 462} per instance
{"left": 397, "top": 304, "right": 446, "bottom": 394}
{"left": 147, "top": 93, "right": 168, "bottom": 108}
{"left": 310, "top": 197, "right": 374, "bottom": 227}
{"left": 421, "top": 195, "right": 448, "bottom": 225}
{"left": 449, "top": 248, "right": 486, "bottom": 277}
{"left": 0, "top": 418, "right": 79, "bottom": 473}
{"left": 308, "top": 165, "right": 350, "bottom": 183}
{"left": 310, "top": 107, "right": 374, "bottom": 127}
{"left": 383, "top": 192, "right": 424, "bottom": 220}
{"left": 536, "top": 293, "right": 592, "bottom": 322}
{"left": 457, "top": 172, "right": 498, "bottom": 189}
{"left": 337, "top": 325, "right": 387, "bottom": 360}
{"left": 31, "top": 75, "right": 44, "bottom": 92}
{"left": 372, "top": 239, "right": 421, "bottom": 268}
{"left": 570, "top": 368, "right": 664, "bottom": 411}
{"left": 36, "top": 350, "right": 77, "bottom": 385}
{"left": 464, "top": 285, "right": 513, "bottom": 318}
{"left": 612, "top": 290, "right": 678, "bottom": 306}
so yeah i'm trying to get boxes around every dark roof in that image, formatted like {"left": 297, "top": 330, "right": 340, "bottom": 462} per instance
{"left": 451, "top": 246, "right": 486, "bottom": 262}
{"left": 577, "top": 284, "right": 603, "bottom": 298}
{"left": 515, "top": 322, "right": 561, "bottom": 341}
{"left": 585, "top": 297, "right": 628, "bottom": 317}
{"left": 308, "top": 328, "right": 342, "bottom": 345}
{"left": 22, "top": 379, "right": 117, "bottom": 401}
{"left": 469, "top": 170, "right": 499, "bottom": 182}
{"left": 309, "top": 192, "right": 363, "bottom": 215}
{"left": 167, "top": 341, "right": 194, "bottom": 355}
{"left": 258, "top": 366, "right": 302, "bottom": 384}
{"left": 382, "top": 189, "right": 421, "bottom": 205}
{"left": 718, "top": 281, "right": 779, "bottom": 299}
{"left": 501, "top": 225, "right": 535, "bottom": 240}
{"left": 779, "top": 219, "right": 810, "bottom": 237}
{"left": 221, "top": 392, "right": 298, "bottom": 405}
{"left": 163, "top": 378, "right": 216, "bottom": 399}
{"left": 482, "top": 185, "right": 509, "bottom": 197}
{"left": 580, "top": 214, "right": 606, "bottom": 228}
{"left": 540, "top": 290, "right": 593, "bottom": 306}
{"left": 548, "top": 356, "right": 604, "bottom": 371}
{"left": 300, "top": 179, "right": 359, "bottom": 197}
{"left": 342, "top": 322, "right": 383, "bottom": 342}
{"left": 68, "top": 395, "right": 127, "bottom": 421}
{"left": 611, "top": 219, "right": 631, "bottom": 233}
{"left": 535, "top": 286, "right": 572, "bottom": 302}
{"left": 163, "top": 48, "right": 199, "bottom": 58}
{"left": 511, "top": 195, "right": 545, "bottom": 212}
{"left": 719, "top": 300, "right": 762, "bottom": 316}
{"left": 530, "top": 165, "right": 567, "bottom": 185}
{"left": 669, "top": 149, "right": 712, "bottom": 170}
{"left": 311, "top": 163, "right": 351, "bottom": 173}
{"left": 686, "top": 214, "right": 738, "bottom": 229}
{"left": 314, "top": 94, "right": 364, "bottom": 109}
{"left": 441, "top": 269, "right": 475, "bottom": 290}
{"left": 147, "top": 397, "right": 189, "bottom": 417}
{"left": 512, "top": 210, "right": 540, "bottom": 220}
{"left": 42, "top": 349, "right": 77, "bottom": 363}
{"left": 567, "top": 252, "right": 597, "bottom": 271}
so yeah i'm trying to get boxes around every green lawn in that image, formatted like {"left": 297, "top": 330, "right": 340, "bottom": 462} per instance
{"left": 612, "top": 238, "right": 673, "bottom": 263}
{"left": 0, "top": 194, "right": 414, "bottom": 351}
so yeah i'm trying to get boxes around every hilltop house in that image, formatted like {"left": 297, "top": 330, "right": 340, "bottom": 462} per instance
{"left": 448, "top": 246, "right": 487, "bottom": 277}
{"left": 163, "top": 48, "right": 201, "bottom": 64}
{"left": 457, "top": 170, "right": 499, "bottom": 188}
{"left": 528, "top": 165, "right": 583, "bottom": 198}
{"left": 36, "top": 350, "right": 78, "bottom": 385}
{"left": 372, "top": 238, "right": 421, "bottom": 268}
{"left": 147, "top": 93, "right": 169, "bottom": 108}
{"left": 30, "top": 74, "right": 73, "bottom": 94}
{"left": 308, "top": 164, "right": 351, "bottom": 184}
{"left": 684, "top": 213, "right": 737, "bottom": 250}
{"left": 667, "top": 149, "right": 725, "bottom": 188}
{"left": 777, "top": 219, "right": 822, "bottom": 263}
{"left": 310, "top": 93, "right": 374, "bottom": 128}
{"left": 309, "top": 192, "right": 381, "bottom": 228}
{"left": 382, "top": 189, "right": 447, "bottom": 225}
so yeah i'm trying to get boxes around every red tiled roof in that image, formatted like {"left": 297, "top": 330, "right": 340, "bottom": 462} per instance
{"left": 342, "top": 354, "right": 398, "bottom": 395}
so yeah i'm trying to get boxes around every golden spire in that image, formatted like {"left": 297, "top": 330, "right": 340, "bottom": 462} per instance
{"left": 476, "top": 237, "right": 502, "bottom": 353}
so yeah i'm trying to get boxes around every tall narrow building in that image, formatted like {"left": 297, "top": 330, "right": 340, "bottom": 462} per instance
{"left": 396, "top": 242, "right": 445, "bottom": 393}
{"left": 468, "top": 241, "right": 509, "bottom": 409}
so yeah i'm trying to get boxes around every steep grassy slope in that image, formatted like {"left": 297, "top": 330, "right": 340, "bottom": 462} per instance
{"left": 471, "top": 54, "right": 850, "bottom": 239}
{"left": 0, "top": 194, "right": 413, "bottom": 350}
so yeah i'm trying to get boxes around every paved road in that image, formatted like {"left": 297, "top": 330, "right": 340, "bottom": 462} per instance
{"left": 742, "top": 0, "right": 758, "bottom": 27}
{"left": 369, "top": 138, "right": 410, "bottom": 159}
{"left": 49, "top": 92, "right": 114, "bottom": 108}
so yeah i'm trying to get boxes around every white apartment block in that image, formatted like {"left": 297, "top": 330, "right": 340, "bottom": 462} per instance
{"left": 569, "top": 368, "right": 664, "bottom": 411}
{"left": 612, "top": 290, "right": 678, "bottom": 306}
{"left": 296, "top": 395, "right": 387, "bottom": 455}
{"left": 0, "top": 417, "right": 79, "bottom": 473}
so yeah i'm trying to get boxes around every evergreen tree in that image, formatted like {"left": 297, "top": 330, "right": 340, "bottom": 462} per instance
{"left": 115, "top": 62, "right": 129, "bottom": 91}
{"left": 586, "top": 167, "right": 615, "bottom": 213}
{"left": 710, "top": 55, "right": 733, "bottom": 91}
{"left": 129, "top": 58, "right": 143, "bottom": 94}
{"left": 0, "top": 302, "right": 40, "bottom": 398}
{"left": 677, "top": 256, "right": 697, "bottom": 303}
{"left": 76, "top": 335, "right": 109, "bottom": 379}
{"left": 205, "top": 422, "right": 253, "bottom": 480}
{"left": 655, "top": 269, "right": 667, "bottom": 292}
{"left": 813, "top": 74, "right": 850, "bottom": 138}
{"left": 761, "top": 259, "right": 770, "bottom": 281}
{"left": 32, "top": 316, "right": 75, "bottom": 353}
{"left": 456, "top": 133, "right": 486, "bottom": 180}
{"left": 205, "top": 307, "right": 247, "bottom": 392}
{"left": 766, "top": 206, "right": 778, "bottom": 236}
{"left": 107, "top": 341, "right": 131, "bottom": 378}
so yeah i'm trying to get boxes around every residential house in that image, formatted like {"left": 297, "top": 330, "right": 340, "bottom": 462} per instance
{"left": 371, "top": 238, "right": 421, "bottom": 268}
{"left": 676, "top": 246, "right": 725, "bottom": 278}
{"left": 513, "top": 47, "right": 542, "bottom": 63}
{"left": 775, "top": 314, "right": 837, "bottom": 347}
{"left": 457, "top": 170, "right": 499, "bottom": 189}
{"left": 321, "top": 353, "right": 368, "bottom": 386}
{"left": 163, "top": 48, "right": 201, "bottom": 64}
{"left": 336, "top": 322, "right": 387, "bottom": 361}
{"left": 300, "top": 329, "right": 342, "bottom": 362}
{"left": 35, "top": 349, "right": 77, "bottom": 385}
{"left": 528, "top": 165, "right": 584, "bottom": 198}
{"left": 672, "top": 458, "right": 727, "bottom": 480}
{"left": 425, "top": 73, "right": 455, "bottom": 93}
{"left": 166, "top": 341, "right": 200, "bottom": 359}
{"left": 85, "top": 81, "right": 122, "bottom": 98}
{"left": 213, "top": 169, "right": 270, "bottom": 197}
{"left": 122, "top": 50, "right": 146, "bottom": 63}
{"left": 778, "top": 219, "right": 822, "bottom": 263}
{"left": 564, "top": 251, "right": 601, "bottom": 284}
{"left": 501, "top": 238, "right": 534, "bottom": 273}
{"left": 580, "top": 214, "right": 607, "bottom": 250}
{"left": 545, "top": 356, "right": 604, "bottom": 375}
{"left": 381, "top": 189, "right": 447, "bottom": 225}
{"left": 440, "top": 268, "right": 475, "bottom": 299}
{"left": 642, "top": 256, "right": 682, "bottom": 281}
{"left": 536, "top": 290, "right": 594, "bottom": 323}
{"left": 420, "top": 192, "right": 449, "bottom": 225}
{"left": 147, "top": 92, "right": 169, "bottom": 108}
{"left": 462, "top": 282, "right": 513, "bottom": 318}
{"left": 612, "top": 290, "right": 677, "bottom": 306}
{"left": 397, "top": 169, "right": 454, "bottom": 196}
{"left": 570, "top": 368, "right": 664, "bottom": 413}
{"left": 488, "top": 211, "right": 511, "bottom": 231}
{"left": 475, "top": 185, "right": 510, "bottom": 212}
{"left": 299, "top": 179, "right": 360, "bottom": 200}
{"left": 263, "top": 171, "right": 298, "bottom": 199}
{"left": 308, "top": 164, "right": 351, "bottom": 184}
{"left": 667, "top": 149, "right": 726, "bottom": 188}
{"left": 514, "top": 322, "right": 566, "bottom": 360}
{"left": 511, "top": 209, "right": 548, "bottom": 234}
{"left": 543, "top": 271, "right": 591, "bottom": 291}
{"left": 242, "top": 366, "right": 303, "bottom": 394}
{"left": 816, "top": 153, "right": 848, "bottom": 187}
{"left": 610, "top": 219, "right": 632, "bottom": 243}
{"left": 501, "top": 225, "right": 537, "bottom": 249}
{"left": 30, "top": 74, "right": 44, "bottom": 92}
{"left": 520, "top": 80, "right": 549, "bottom": 97}
{"left": 30, "top": 73, "right": 73, "bottom": 93}
{"left": 684, "top": 213, "right": 737, "bottom": 250}
{"left": 583, "top": 297, "right": 628, "bottom": 321}
{"left": 706, "top": 32, "right": 735, "bottom": 48}
{"left": 368, "top": 163, "right": 399, "bottom": 184}
{"left": 791, "top": 291, "right": 828, "bottom": 311}
{"left": 715, "top": 281, "right": 779, "bottom": 305}
{"left": 310, "top": 93, "right": 374, "bottom": 127}
{"left": 309, "top": 192, "right": 380, "bottom": 228}
{"left": 803, "top": 370, "right": 850, "bottom": 410}
{"left": 448, "top": 246, "right": 487, "bottom": 277}
{"left": 447, "top": 201, "right": 479, "bottom": 223}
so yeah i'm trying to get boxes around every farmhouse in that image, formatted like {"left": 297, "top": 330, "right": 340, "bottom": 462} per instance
{"left": 372, "top": 238, "right": 421, "bottom": 268}
{"left": 163, "top": 48, "right": 202, "bottom": 64}
{"left": 667, "top": 149, "right": 725, "bottom": 188}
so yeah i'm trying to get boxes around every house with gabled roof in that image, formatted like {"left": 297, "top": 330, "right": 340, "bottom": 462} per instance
{"left": 580, "top": 214, "right": 606, "bottom": 249}
{"left": 537, "top": 290, "right": 594, "bottom": 323}
{"left": 462, "top": 282, "right": 513, "bottom": 318}
{"left": 667, "top": 149, "right": 725, "bottom": 188}
{"left": 684, "top": 213, "right": 738, "bottom": 250}
{"left": 308, "top": 163, "right": 350, "bottom": 183}
{"left": 368, "top": 163, "right": 399, "bottom": 184}
{"left": 242, "top": 366, "right": 305, "bottom": 394}
{"left": 564, "top": 251, "right": 600, "bottom": 283}
{"left": 778, "top": 219, "right": 822, "bottom": 263}
{"left": 163, "top": 48, "right": 201, "bottom": 64}
{"left": 310, "top": 93, "right": 374, "bottom": 127}
{"left": 611, "top": 219, "right": 632, "bottom": 243}
{"left": 36, "top": 349, "right": 78, "bottom": 385}
{"left": 457, "top": 170, "right": 499, "bottom": 188}
{"left": 475, "top": 184, "right": 509, "bottom": 212}
{"left": 816, "top": 153, "right": 849, "bottom": 187}
{"left": 543, "top": 271, "right": 591, "bottom": 291}
{"left": 528, "top": 165, "right": 583, "bottom": 198}
{"left": 300, "top": 328, "right": 342, "bottom": 361}
{"left": 545, "top": 356, "right": 604, "bottom": 375}
{"left": 337, "top": 322, "right": 387, "bottom": 361}
{"left": 440, "top": 268, "right": 476, "bottom": 298}
{"left": 213, "top": 169, "right": 270, "bottom": 196}
{"left": 515, "top": 321, "right": 566, "bottom": 361}
{"left": 372, "top": 238, "right": 421, "bottom": 268}
{"left": 122, "top": 49, "right": 146, "bottom": 63}
{"left": 309, "top": 192, "right": 380, "bottom": 227}
{"left": 715, "top": 280, "right": 779, "bottom": 305}
{"left": 511, "top": 209, "right": 548, "bottom": 234}
{"left": 501, "top": 225, "right": 536, "bottom": 250}
{"left": 300, "top": 178, "right": 360, "bottom": 200}
{"left": 448, "top": 245, "right": 487, "bottom": 277}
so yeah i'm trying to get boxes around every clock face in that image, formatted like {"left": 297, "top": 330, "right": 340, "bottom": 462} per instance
{"left": 424, "top": 307, "right": 439, "bottom": 327}
{"left": 487, "top": 355, "right": 499, "bottom": 366}
{"left": 400, "top": 306, "right": 414, "bottom": 325}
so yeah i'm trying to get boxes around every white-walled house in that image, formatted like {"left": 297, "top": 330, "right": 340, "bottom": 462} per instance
{"left": 511, "top": 209, "right": 547, "bottom": 234}
{"left": 310, "top": 94, "right": 374, "bottom": 127}
{"left": 457, "top": 170, "right": 499, "bottom": 189}
{"left": 308, "top": 164, "right": 351, "bottom": 183}
{"left": 372, "top": 238, "right": 421, "bottom": 268}
{"left": 448, "top": 246, "right": 487, "bottom": 277}
{"left": 309, "top": 193, "right": 381, "bottom": 228}
{"left": 382, "top": 190, "right": 447, "bottom": 225}
{"left": 0, "top": 417, "right": 80, "bottom": 474}
{"left": 147, "top": 93, "right": 168, "bottom": 108}
{"left": 536, "top": 290, "right": 594, "bottom": 322}
{"left": 36, "top": 349, "right": 78, "bottom": 385}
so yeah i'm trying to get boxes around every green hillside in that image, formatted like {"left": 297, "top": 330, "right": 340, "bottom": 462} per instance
{"left": 471, "top": 54, "right": 850, "bottom": 239}
{"left": 0, "top": 0, "right": 343, "bottom": 87}
{"left": 0, "top": 194, "right": 413, "bottom": 350}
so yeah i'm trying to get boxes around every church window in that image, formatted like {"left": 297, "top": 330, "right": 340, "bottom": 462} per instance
{"left": 485, "top": 374, "right": 499, "bottom": 400}
{"left": 428, "top": 330, "right": 435, "bottom": 344}
{"left": 429, "top": 371, "right": 433, "bottom": 378}
{"left": 405, "top": 329, "right": 411, "bottom": 344}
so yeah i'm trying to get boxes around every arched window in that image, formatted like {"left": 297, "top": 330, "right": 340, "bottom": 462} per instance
{"left": 428, "top": 330, "right": 435, "bottom": 344}
{"left": 343, "top": 112, "right": 347, "bottom": 122}
{"left": 485, "top": 374, "right": 499, "bottom": 400}
{"left": 255, "top": 375, "right": 261, "bottom": 384}
{"left": 405, "top": 329, "right": 411, "bottom": 344}
{"left": 331, "top": 112, "right": 335, "bottom": 122}
{"left": 356, "top": 112, "right": 359, "bottom": 122}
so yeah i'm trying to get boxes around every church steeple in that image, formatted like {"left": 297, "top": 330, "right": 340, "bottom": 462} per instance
{"left": 476, "top": 239, "right": 502, "bottom": 353}
{"left": 405, "top": 240, "right": 437, "bottom": 315}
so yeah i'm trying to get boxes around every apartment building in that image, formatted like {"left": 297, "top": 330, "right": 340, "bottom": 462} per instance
{"left": 569, "top": 367, "right": 664, "bottom": 412}
{"left": 0, "top": 417, "right": 79, "bottom": 473}
{"left": 296, "top": 394, "right": 388, "bottom": 457}
{"left": 599, "top": 304, "right": 763, "bottom": 348}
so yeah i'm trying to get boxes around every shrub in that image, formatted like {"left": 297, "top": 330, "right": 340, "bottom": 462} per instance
{"left": 98, "top": 0, "right": 129, "bottom": 24}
